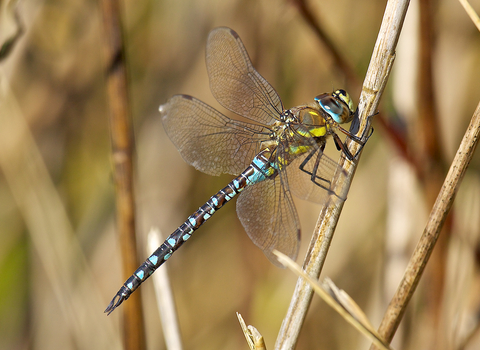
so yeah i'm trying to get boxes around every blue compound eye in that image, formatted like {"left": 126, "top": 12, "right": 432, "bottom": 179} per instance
{"left": 315, "top": 91, "right": 354, "bottom": 124}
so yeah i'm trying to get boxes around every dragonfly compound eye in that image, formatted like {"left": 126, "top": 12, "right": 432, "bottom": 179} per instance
{"left": 315, "top": 92, "right": 354, "bottom": 124}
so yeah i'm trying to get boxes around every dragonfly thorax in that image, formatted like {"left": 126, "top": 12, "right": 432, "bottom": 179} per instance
{"left": 279, "top": 109, "right": 293, "bottom": 122}
{"left": 292, "top": 107, "right": 329, "bottom": 139}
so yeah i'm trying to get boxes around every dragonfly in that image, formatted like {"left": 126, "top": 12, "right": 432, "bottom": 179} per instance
{"left": 105, "top": 27, "right": 370, "bottom": 315}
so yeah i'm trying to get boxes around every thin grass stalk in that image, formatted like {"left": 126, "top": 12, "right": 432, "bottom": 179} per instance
{"left": 370, "top": 101, "right": 480, "bottom": 348}
{"left": 99, "top": 0, "right": 146, "bottom": 349}
{"left": 275, "top": 0, "right": 410, "bottom": 348}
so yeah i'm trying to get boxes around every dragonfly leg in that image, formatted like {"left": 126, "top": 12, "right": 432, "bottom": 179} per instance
{"left": 336, "top": 114, "right": 375, "bottom": 160}
{"left": 298, "top": 147, "right": 344, "bottom": 199}
{"left": 299, "top": 149, "right": 323, "bottom": 183}
{"left": 352, "top": 126, "right": 374, "bottom": 158}
{"left": 351, "top": 112, "right": 376, "bottom": 157}
{"left": 333, "top": 133, "right": 356, "bottom": 161}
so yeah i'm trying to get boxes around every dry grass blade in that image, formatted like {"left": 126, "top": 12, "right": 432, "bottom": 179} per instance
{"left": 237, "top": 313, "right": 267, "bottom": 350}
{"left": 457, "top": 0, "right": 480, "bottom": 31}
{"left": 0, "top": 70, "right": 121, "bottom": 350}
{"left": 370, "top": 101, "right": 480, "bottom": 348}
{"left": 274, "top": 251, "right": 394, "bottom": 350}
{"left": 0, "top": 0, "right": 24, "bottom": 61}
{"left": 275, "top": 0, "right": 409, "bottom": 349}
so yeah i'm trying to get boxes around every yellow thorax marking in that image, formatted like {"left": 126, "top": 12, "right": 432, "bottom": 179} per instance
{"left": 300, "top": 110, "right": 328, "bottom": 138}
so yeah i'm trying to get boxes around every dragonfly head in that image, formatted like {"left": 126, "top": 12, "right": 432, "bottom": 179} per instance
{"left": 314, "top": 89, "right": 354, "bottom": 124}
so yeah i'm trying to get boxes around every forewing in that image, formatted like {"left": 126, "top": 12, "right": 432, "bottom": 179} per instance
{"left": 236, "top": 175, "right": 300, "bottom": 267}
{"left": 206, "top": 27, "right": 283, "bottom": 125}
{"left": 160, "top": 95, "right": 268, "bottom": 176}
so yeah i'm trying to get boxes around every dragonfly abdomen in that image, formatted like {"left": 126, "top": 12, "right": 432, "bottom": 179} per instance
{"left": 105, "top": 150, "right": 275, "bottom": 315}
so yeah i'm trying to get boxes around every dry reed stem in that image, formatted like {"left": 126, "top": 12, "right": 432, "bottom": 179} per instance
{"left": 293, "top": 0, "right": 417, "bottom": 175}
{"left": 100, "top": 0, "right": 146, "bottom": 348}
{"left": 275, "top": 0, "right": 410, "bottom": 349}
{"left": 237, "top": 313, "right": 267, "bottom": 350}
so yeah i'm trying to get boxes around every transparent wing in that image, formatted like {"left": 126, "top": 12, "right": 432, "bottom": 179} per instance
{"left": 160, "top": 94, "right": 270, "bottom": 176}
{"left": 236, "top": 174, "right": 300, "bottom": 267}
{"left": 206, "top": 27, "right": 283, "bottom": 125}
{"left": 287, "top": 148, "right": 349, "bottom": 205}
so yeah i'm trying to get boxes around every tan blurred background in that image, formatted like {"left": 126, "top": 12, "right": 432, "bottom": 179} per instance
{"left": 1, "top": 0, "right": 480, "bottom": 349}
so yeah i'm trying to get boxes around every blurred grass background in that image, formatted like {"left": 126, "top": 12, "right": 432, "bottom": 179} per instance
{"left": 0, "top": 0, "right": 480, "bottom": 349}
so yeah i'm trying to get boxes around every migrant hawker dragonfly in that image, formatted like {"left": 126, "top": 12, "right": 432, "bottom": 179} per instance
{"left": 105, "top": 27, "right": 369, "bottom": 315}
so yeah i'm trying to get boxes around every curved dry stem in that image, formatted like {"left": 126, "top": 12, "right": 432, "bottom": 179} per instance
{"left": 275, "top": 1, "right": 410, "bottom": 349}
{"left": 370, "top": 101, "right": 480, "bottom": 348}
